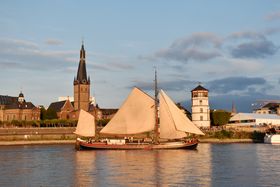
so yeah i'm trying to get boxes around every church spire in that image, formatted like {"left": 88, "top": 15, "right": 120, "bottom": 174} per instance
{"left": 74, "top": 42, "right": 89, "bottom": 85}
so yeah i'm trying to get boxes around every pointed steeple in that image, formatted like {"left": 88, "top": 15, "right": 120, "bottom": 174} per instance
{"left": 74, "top": 42, "right": 89, "bottom": 85}
{"left": 232, "top": 101, "right": 237, "bottom": 114}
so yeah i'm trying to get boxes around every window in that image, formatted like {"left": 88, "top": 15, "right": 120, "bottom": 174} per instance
{"left": 200, "top": 108, "right": 203, "bottom": 113}
{"left": 192, "top": 93, "right": 198, "bottom": 97}
{"left": 200, "top": 116, "right": 203, "bottom": 121}
{"left": 199, "top": 100, "right": 202, "bottom": 105}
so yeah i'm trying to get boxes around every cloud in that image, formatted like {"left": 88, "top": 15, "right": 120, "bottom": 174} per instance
{"left": 0, "top": 38, "right": 77, "bottom": 71}
{"left": 130, "top": 79, "right": 195, "bottom": 91}
{"left": 45, "top": 39, "right": 63, "bottom": 46}
{"left": 207, "top": 77, "right": 268, "bottom": 94}
{"left": 263, "top": 27, "right": 280, "bottom": 35}
{"left": 265, "top": 11, "right": 280, "bottom": 21}
{"left": 154, "top": 32, "right": 222, "bottom": 63}
{"left": 0, "top": 60, "right": 22, "bottom": 70}
{"left": 228, "top": 31, "right": 265, "bottom": 40}
{"left": 230, "top": 40, "right": 278, "bottom": 58}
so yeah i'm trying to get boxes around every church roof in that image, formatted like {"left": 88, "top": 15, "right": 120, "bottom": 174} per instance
{"left": 191, "top": 85, "right": 208, "bottom": 92}
{"left": 48, "top": 100, "right": 74, "bottom": 112}
{"left": 0, "top": 95, "right": 17, "bottom": 105}
{"left": 5, "top": 102, "right": 35, "bottom": 109}
{"left": 48, "top": 100, "right": 67, "bottom": 112}
{"left": 0, "top": 95, "right": 36, "bottom": 109}
{"left": 19, "top": 92, "right": 24, "bottom": 97}
{"left": 75, "top": 44, "right": 89, "bottom": 84}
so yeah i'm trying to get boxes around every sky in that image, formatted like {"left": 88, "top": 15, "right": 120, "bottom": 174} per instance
{"left": 1, "top": 1, "right": 280, "bottom": 112}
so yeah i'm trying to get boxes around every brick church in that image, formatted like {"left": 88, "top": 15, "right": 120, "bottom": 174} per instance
{"left": 48, "top": 43, "right": 117, "bottom": 120}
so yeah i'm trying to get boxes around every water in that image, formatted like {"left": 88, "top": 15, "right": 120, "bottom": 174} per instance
{"left": 0, "top": 143, "right": 279, "bottom": 187}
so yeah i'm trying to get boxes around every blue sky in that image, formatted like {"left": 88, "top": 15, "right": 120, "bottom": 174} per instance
{"left": 1, "top": 1, "right": 280, "bottom": 112}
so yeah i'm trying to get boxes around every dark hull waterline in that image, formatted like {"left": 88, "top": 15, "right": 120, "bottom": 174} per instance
{"left": 76, "top": 139, "right": 198, "bottom": 150}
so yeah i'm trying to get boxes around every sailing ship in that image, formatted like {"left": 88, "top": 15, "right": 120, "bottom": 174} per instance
{"left": 75, "top": 88, "right": 204, "bottom": 150}
{"left": 75, "top": 71, "right": 204, "bottom": 150}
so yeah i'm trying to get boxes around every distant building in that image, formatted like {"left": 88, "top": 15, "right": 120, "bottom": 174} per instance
{"left": 48, "top": 99, "right": 76, "bottom": 119}
{"left": 0, "top": 91, "right": 40, "bottom": 121}
{"left": 58, "top": 96, "right": 96, "bottom": 106}
{"left": 229, "top": 113, "right": 280, "bottom": 126}
{"left": 253, "top": 102, "right": 280, "bottom": 115}
{"left": 191, "top": 84, "right": 210, "bottom": 128}
{"left": 48, "top": 43, "right": 117, "bottom": 120}
{"left": 58, "top": 96, "right": 74, "bottom": 102}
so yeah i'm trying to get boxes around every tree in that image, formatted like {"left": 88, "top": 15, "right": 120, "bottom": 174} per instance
{"left": 211, "top": 110, "right": 231, "bottom": 126}
{"left": 45, "top": 108, "right": 58, "bottom": 119}
{"left": 40, "top": 107, "right": 47, "bottom": 120}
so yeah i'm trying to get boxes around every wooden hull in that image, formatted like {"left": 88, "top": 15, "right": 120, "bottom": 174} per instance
{"left": 75, "top": 138, "right": 198, "bottom": 150}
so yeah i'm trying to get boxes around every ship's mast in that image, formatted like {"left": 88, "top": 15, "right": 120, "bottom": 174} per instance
{"left": 94, "top": 106, "right": 99, "bottom": 141}
{"left": 153, "top": 67, "right": 159, "bottom": 144}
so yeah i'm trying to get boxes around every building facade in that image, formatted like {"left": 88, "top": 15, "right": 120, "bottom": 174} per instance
{"left": 253, "top": 102, "right": 280, "bottom": 115}
{"left": 0, "top": 92, "right": 40, "bottom": 121}
{"left": 191, "top": 85, "right": 210, "bottom": 128}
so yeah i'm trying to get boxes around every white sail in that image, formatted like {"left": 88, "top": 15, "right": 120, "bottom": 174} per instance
{"left": 100, "top": 87, "right": 155, "bottom": 135}
{"left": 74, "top": 109, "right": 95, "bottom": 137}
{"left": 159, "top": 90, "right": 205, "bottom": 139}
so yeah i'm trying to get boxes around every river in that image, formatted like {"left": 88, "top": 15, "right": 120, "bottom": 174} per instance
{"left": 0, "top": 143, "right": 279, "bottom": 187}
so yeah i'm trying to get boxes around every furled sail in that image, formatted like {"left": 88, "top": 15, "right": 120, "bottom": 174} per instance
{"left": 159, "top": 90, "right": 205, "bottom": 139}
{"left": 100, "top": 87, "right": 155, "bottom": 135}
{"left": 74, "top": 109, "right": 95, "bottom": 137}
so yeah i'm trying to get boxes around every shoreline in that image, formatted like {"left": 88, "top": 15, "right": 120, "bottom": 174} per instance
{"left": 0, "top": 140, "right": 76, "bottom": 146}
{"left": 199, "top": 138, "right": 256, "bottom": 143}
{"left": 0, "top": 138, "right": 260, "bottom": 146}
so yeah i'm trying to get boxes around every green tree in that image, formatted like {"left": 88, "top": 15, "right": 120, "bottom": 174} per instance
{"left": 40, "top": 107, "right": 47, "bottom": 120}
{"left": 45, "top": 108, "right": 58, "bottom": 119}
{"left": 211, "top": 110, "right": 231, "bottom": 126}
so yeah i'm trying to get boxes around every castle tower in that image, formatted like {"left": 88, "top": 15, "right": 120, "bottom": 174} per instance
{"left": 191, "top": 84, "right": 210, "bottom": 128}
{"left": 74, "top": 43, "right": 90, "bottom": 111}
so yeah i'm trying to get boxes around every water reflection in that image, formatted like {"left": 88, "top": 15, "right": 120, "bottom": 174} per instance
{"left": 75, "top": 151, "right": 97, "bottom": 186}
{"left": 1, "top": 144, "right": 280, "bottom": 186}
{"left": 210, "top": 144, "right": 259, "bottom": 187}
{"left": 74, "top": 145, "right": 212, "bottom": 186}
{"left": 256, "top": 144, "right": 280, "bottom": 186}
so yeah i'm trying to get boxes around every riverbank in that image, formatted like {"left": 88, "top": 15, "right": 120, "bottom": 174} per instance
{"left": 0, "top": 140, "right": 76, "bottom": 146}
{"left": 0, "top": 138, "right": 257, "bottom": 146}
{"left": 199, "top": 138, "right": 255, "bottom": 143}
{"left": 0, "top": 127, "right": 265, "bottom": 145}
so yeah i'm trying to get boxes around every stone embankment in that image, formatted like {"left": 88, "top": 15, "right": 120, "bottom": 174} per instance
{"left": 0, "top": 127, "right": 265, "bottom": 145}
{"left": 0, "top": 127, "right": 76, "bottom": 145}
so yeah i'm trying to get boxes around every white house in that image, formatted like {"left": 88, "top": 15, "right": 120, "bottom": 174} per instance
{"left": 229, "top": 113, "right": 280, "bottom": 126}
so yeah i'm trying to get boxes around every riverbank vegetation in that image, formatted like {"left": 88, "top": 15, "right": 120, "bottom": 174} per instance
{"left": 200, "top": 129, "right": 265, "bottom": 142}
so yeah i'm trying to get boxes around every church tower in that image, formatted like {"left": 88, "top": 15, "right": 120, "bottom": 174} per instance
{"left": 74, "top": 43, "right": 90, "bottom": 111}
{"left": 191, "top": 84, "right": 210, "bottom": 128}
